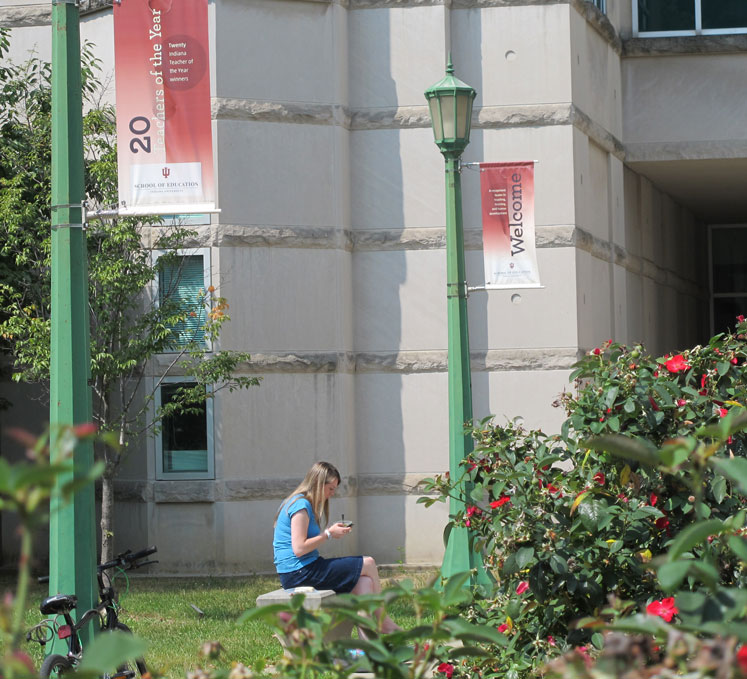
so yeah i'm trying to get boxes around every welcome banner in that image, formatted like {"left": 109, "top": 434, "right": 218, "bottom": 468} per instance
{"left": 113, "top": 0, "right": 215, "bottom": 216}
{"left": 480, "top": 162, "right": 541, "bottom": 289}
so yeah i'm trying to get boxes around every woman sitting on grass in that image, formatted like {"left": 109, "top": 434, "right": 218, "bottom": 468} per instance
{"left": 272, "top": 461, "right": 399, "bottom": 633}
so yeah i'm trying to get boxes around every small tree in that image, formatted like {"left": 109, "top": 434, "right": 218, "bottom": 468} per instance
{"left": 0, "top": 31, "right": 260, "bottom": 561}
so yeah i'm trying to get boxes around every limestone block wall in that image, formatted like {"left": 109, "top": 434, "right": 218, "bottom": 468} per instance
{"left": 0, "top": 0, "right": 716, "bottom": 572}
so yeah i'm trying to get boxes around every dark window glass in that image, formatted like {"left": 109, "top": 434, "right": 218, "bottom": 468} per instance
{"left": 638, "top": 0, "right": 695, "bottom": 31}
{"left": 712, "top": 228, "right": 747, "bottom": 293}
{"left": 161, "top": 382, "right": 208, "bottom": 473}
{"left": 702, "top": 0, "right": 747, "bottom": 29}
{"left": 713, "top": 296, "right": 747, "bottom": 335}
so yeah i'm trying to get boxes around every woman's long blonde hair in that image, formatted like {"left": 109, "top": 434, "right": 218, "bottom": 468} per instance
{"left": 276, "top": 461, "right": 341, "bottom": 527}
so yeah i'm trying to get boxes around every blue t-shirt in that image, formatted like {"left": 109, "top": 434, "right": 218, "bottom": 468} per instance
{"left": 273, "top": 494, "right": 321, "bottom": 573}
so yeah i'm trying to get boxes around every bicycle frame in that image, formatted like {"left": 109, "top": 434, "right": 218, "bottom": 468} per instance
{"left": 29, "top": 545, "right": 157, "bottom": 676}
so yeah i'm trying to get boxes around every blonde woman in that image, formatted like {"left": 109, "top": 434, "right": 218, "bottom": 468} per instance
{"left": 273, "top": 461, "right": 399, "bottom": 632}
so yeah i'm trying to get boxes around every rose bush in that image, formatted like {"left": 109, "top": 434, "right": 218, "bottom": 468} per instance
{"left": 419, "top": 319, "right": 747, "bottom": 679}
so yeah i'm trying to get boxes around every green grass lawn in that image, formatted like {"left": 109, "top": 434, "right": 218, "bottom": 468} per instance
{"left": 6, "top": 569, "right": 436, "bottom": 679}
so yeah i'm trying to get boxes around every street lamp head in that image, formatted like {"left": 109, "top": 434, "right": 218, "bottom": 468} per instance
{"left": 424, "top": 56, "right": 477, "bottom": 158}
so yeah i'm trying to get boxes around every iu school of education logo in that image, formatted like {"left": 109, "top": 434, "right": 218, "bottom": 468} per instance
{"left": 509, "top": 262, "right": 515, "bottom": 269}
{"left": 162, "top": 167, "right": 171, "bottom": 178}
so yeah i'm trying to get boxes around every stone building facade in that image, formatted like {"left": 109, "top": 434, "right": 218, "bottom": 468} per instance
{"left": 0, "top": 0, "right": 744, "bottom": 573}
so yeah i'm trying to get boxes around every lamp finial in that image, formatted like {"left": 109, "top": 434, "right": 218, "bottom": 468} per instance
{"left": 446, "top": 53, "right": 454, "bottom": 75}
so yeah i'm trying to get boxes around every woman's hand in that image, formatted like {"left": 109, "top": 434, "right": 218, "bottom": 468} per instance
{"left": 327, "top": 522, "right": 351, "bottom": 539}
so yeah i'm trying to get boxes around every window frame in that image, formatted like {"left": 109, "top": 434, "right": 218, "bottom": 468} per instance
{"left": 633, "top": 0, "right": 747, "bottom": 37}
{"left": 154, "top": 376, "right": 215, "bottom": 481}
{"left": 709, "top": 224, "right": 747, "bottom": 336}
{"left": 152, "top": 247, "right": 213, "bottom": 353}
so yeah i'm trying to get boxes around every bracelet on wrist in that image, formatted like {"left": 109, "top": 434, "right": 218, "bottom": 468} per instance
{"left": 325, "top": 529, "right": 331, "bottom": 540}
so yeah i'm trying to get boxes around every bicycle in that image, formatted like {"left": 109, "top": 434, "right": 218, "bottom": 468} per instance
{"left": 27, "top": 546, "right": 158, "bottom": 679}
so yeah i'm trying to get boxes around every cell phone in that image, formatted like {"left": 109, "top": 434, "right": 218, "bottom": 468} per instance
{"left": 340, "top": 520, "right": 354, "bottom": 528}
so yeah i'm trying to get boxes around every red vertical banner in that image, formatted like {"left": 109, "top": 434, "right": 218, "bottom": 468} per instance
{"left": 480, "top": 162, "right": 540, "bottom": 289}
{"left": 114, "top": 0, "right": 215, "bottom": 215}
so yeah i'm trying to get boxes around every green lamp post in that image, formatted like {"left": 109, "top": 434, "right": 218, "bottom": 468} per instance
{"left": 425, "top": 59, "right": 490, "bottom": 586}
{"left": 48, "top": 0, "right": 97, "bottom": 651}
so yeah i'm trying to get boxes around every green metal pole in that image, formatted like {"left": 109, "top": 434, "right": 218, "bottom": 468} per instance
{"left": 440, "top": 155, "right": 491, "bottom": 587}
{"left": 49, "top": 0, "right": 97, "bottom": 651}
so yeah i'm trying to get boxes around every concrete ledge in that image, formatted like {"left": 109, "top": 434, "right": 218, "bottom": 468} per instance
{"left": 623, "top": 34, "right": 747, "bottom": 57}
{"left": 257, "top": 587, "right": 337, "bottom": 610}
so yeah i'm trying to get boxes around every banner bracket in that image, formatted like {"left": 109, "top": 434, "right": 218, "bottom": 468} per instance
{"left": 446, "top": 281, "right": 468, "bottom": 299}
{"left": 463, "top": 160, "right": 541, "bottom": 171}
{"left": 52, "top": 203, "right": 86, "bottom": 211}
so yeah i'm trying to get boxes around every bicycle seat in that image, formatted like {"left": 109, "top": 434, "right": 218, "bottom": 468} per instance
{"left": 40, "top": 594, "right": 77, "bottom": 615}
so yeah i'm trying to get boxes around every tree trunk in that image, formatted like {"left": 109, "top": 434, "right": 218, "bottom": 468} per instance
{"left": 100, "top": 470, "right": 115, "bottom": 563}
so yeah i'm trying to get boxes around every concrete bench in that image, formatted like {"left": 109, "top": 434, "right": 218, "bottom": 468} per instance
{"left": 256, "top": 587, "right": 355, "bottom": 645}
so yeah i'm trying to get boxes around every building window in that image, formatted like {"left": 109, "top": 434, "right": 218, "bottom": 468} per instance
{"left": 710, "top": 226, "right": 747, "bottom": 335}
{"left": 155, "top": 379, "right": 214, "bottom": 480}
{"left": 590, "top": 0, "right": 606, "bottom": 13}
{"left": 156, "top": 249, "right": 211, "bottom": 351}
{"left": 634, "top": 0, "right": 747, "bottom": 36}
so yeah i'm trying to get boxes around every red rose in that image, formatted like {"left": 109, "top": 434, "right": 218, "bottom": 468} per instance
{"left": 719, "top": 407, "right": 729, "bottom": 418}
{"left": 498, "top": 623, "right": 509, "bottom": 633}
{"left": 737, "top": 646, "right": 747, "bottom": 673}
{"left": 655, "top": 516, "right": 670, "bottom": 530}
{"left": 646, "top": 597, "right": 678, "bottom": 622}
{"left": 665, "top": 354, "right": 690, "bottom": 373}
{"left": 437, "top": 663, "right": 455, "bottom": 678}
{"left": 490, "top": 496, "right": 511, "bottom": 509}
{"left": 593, "top": 472, "right": 605, "bottom": 485}
{"left": 516, "top": 581, "right": 529, "bottom": 595}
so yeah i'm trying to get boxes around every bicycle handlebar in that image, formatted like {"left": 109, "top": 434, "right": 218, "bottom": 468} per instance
{"left": 99, "top": 545, "right": 158, "bottom": 572}
{"left": 37, "top": 546, "right": 158, "bottom": 583}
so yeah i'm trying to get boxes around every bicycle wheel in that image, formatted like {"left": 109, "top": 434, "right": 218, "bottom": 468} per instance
{"left": 39, "top": 653, "right": 74, "bottom": 679}
{"left": 113, "top": 622, "right": 148, "bottom": 678}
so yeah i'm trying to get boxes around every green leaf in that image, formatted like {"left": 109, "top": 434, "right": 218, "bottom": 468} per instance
{"left": 470, "top": 484, "right": 485, "bottom": 503}
{"left": 604, "top": 386, "right": 619, "bottom": 408}
{"left": 442, "top": 572, "right": 472, "bottom": 607}
{"left": 712, "top": 457, "right": 747, "bottom": 496}
{"left": 657, "top": 560, "right": 690, "bottom": 592}
{"left": 728, "top": 535, "right": 747, "bottom": 562}
{"left": 237, "top": 604, "right": 290, "bottom": 624}
{"left": 689, "top": 560, "right": 719, "bottom": 588}
{"left": 441, "top": 617, "right": 508, "bottom": 646}
{"left": 717, "top": 361, "right": 731, "bottom": 376}
{"left": 666, "top": 519, "right": 722, "bottom": 562}
{"left": 659, "top": 440, "right": 692, "bottom": 468}
{"left": 78, "top": 631, "right": 147, "bottom": 674}
{"left": 608, "top": 540, "right": 623, "bottom": 554}
{"left": 549, "top": 554, "right": 568, "bottom": 575}
{"left": 515, "top": 546, "right": 534, "bottom": 571}
{"left": 577, "top": 499, "right": 608, "bottom": 534}
{"left": 585, "top": 435, "right": 659, "bottom": 467}
{"left": 711, "top": 475, "right": 728, "bottom": 504}
{"left": 591, "top": 632, "right": 604, "bottom": 650}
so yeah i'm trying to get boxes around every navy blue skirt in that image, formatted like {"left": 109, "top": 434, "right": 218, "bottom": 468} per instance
{"left": 279, "top": 555, "right": 363, "bottom": 594}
